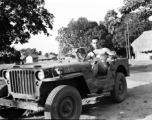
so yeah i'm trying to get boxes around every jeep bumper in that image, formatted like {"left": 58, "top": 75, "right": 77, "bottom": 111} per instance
{"left": 0, "top": 98, "right": 44, "bottom": 111}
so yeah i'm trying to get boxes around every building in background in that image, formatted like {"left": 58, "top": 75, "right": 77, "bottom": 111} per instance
{"left": 38, "top": 54, "right": 57, "bottom": 61}
{"left": 131, "top": 30, "right": 152, "bottom": 60}
{"left": 21, "top": 54, "right": 38, "bottom": 64}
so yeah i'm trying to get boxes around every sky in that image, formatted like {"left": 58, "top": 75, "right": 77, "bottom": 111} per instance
{"left": 14, "top": 0, "right": 124, "bottom": 55}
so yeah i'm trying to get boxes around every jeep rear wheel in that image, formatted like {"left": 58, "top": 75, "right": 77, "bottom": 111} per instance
{"left": 0, "top": 85, "right": 26, "bottom": 118}
{"left": 111, "top": 72, "right": 127, "bottom": 103}
{"left": 44, "top": 85, "right": 82, "bottom": 119}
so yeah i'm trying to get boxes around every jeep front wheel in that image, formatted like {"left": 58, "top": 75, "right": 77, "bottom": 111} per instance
{"left": 111, "top": 72, "right": 127, "bottom": 103}
{"left": 44, "top": 85, "right": 82, "bottom": 119}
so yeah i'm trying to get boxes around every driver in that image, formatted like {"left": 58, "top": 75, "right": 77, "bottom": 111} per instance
{"left": 85, "top": 37, "right": 117, "bottom": 75}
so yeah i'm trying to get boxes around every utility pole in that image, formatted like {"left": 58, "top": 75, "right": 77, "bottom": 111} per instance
{"left": 125, "top": 30, "right": 128, "bottom": 58}
{"left": 58, "top": 42, "right": 61, "bottom": 62}
{"left": 127, "top": 22, "right": 131, "bottom": 60}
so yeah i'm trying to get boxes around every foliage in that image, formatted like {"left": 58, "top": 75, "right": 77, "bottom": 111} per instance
{"left": 113, "top": 13, "right": 152, "bottom": 49}
{"left": 50, "top": 52, "right": 58, "bottom": 56}
{"left": 56, "top": 1, "right": 152, "bottom": 56}
{"left": 38, "top": 51, "right": 42, "bottom": 55}
{"left": 104, "top": 8, "right": 152, "bottom": 52}
{"left": 56, "top": 17, "right": 113, "bottom": 54}
{"left": 120, "top": 0, "right": 152, "bottom": 19}
{"left": 45, "top": 53, "right": 49, "bottom": 57}
{"left": 104, "top": 9, "right": 121, "bottom": 34}
{"left": 0, "top": 0, "right": 54, "bottom": 51}
{"left": 20, "top": 48, "right": 39, "bottom": 56}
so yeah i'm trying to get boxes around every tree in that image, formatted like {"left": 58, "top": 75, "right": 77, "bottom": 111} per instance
{"left": 45, "top": 53, "right": 49, "bottom": 57}
{"left": 119, "top": 0, "right": 152, "bottom": 19}
{"left": 56, "top": 17, "right": 112, "bottom": 54}
{"left": 56, "top": 18, "right": 99, "bottom": 54}
{"left": 0, "top": 0, "right": 54, "bottom": 51}
{"left": 50, "top": 52, "right": 57, "bottom": 56}
{"left": 104, "top": 9, "right": 121, "bottom": 34}
{"left": 31, "top": 48, "right": 39, "bottom": 55}
{"left": 20, "top": 48, "right": 39, "bottom": 56}
{"left": 111, "top": 12, "right": 152, "bottom": 56}
{"left": 38, "top": 51, "right": 42, "bottom": 55}
{"left": 56, "top": 27, "right": 73, "bottom": 55}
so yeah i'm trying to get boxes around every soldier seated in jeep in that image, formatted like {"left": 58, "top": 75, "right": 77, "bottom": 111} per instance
{"left": 85, "top": 37, "right": 117, "bottom": 76}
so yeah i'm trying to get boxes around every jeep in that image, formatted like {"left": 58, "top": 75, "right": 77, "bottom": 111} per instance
{"left": 0, "top": 47, "right": 129, "bottom": 119}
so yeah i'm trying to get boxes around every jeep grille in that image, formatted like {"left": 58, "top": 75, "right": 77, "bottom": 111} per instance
{"left": 9, "top": 70, "right": 35, "bottom": 95}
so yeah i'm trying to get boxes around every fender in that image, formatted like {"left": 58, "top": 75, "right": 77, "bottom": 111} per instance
{"left": 42, "top": 72, "right": 85, "bottom": 82}
{"left": 40, "top": 72, "right": 91, "bottom": 98}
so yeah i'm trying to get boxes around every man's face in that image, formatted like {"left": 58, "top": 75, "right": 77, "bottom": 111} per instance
{"left": 91, "top": 39, "right": 99, "bottom": 49}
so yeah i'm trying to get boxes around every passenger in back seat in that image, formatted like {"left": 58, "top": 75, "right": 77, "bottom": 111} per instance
{"left": 85, "top": 37, "right": 117, "bottom": 76}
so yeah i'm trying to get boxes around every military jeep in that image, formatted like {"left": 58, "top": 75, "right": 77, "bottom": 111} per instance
{"left": 0, "top": 47, "right": 129, "bottom": 119}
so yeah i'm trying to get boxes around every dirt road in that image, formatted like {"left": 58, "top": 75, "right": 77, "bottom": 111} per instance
{"left": 1, "top": 60, "right": 152, "bottom": 120}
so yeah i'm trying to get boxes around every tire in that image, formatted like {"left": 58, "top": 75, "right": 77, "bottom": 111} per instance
{"left": 0, "top": 85, "right": 26, "bottom": 118}
{"left": 111, "top": 72, "right": 127, "bottom": 103}
{"left": 44, "top": 85, "right": 82, "bottom": 119}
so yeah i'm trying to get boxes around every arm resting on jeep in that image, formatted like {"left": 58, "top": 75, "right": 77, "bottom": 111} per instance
{"left": 104, "top": 48, "right": 118, "bottom": 61}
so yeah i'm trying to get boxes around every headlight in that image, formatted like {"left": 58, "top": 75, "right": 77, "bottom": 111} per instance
{"left": 36, "top": 70, "right": 45, "bottom": 80}
{"left": 3, "top": 71, "right": 9, "bottom": 80}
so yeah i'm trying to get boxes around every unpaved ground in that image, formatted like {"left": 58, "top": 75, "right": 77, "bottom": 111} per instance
{"left": 80, "top": 73, "right": 152, "bottom": 120}
{"left": 1, "top": 60, "right": 152, "bottom": 120}
{"left": 79, "top": 60, "right": 152, "bottom": 120}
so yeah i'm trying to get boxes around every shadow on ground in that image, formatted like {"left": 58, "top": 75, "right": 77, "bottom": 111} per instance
{"left": 81, "top": 83, "right": 152, "bottom": 120}
{"left": 130, "top": 64, "right": 152, "bottom": 73}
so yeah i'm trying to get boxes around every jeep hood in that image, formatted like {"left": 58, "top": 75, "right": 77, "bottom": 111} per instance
{"left": 9, "top": 60, "right": 91, "bottom": 70}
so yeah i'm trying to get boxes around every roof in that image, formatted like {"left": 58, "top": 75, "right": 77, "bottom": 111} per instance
{"left": 131, "top": 30, "right": 152, "bottom": 52}
{"left": 20, "top": 55, "right": 26, "bottom": 60}
{"left": 57, "top": 54, "right": 65, "bottom": 59}
{"left": 38, "top": 54, "right": 55, "bottom": 60}
{"left": 30, "top": 54, "right": 39, "bottom": 58}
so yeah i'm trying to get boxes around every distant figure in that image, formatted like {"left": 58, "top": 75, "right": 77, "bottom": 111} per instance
{"left": 3, "top": 54, "right": 8, "bottom": 64}
{"left": 130, "top": 45, "right": 135, "bottom": 59}
{"left": 26, "top": 55, "right": 33, "bottom": 63}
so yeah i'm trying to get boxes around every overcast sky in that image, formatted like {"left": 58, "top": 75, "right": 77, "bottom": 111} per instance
{"left": 14, "top": 0, "right": 124, "bottom": 54}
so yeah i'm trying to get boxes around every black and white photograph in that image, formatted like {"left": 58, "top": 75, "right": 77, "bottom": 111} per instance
{"left": 0, "top": 0, "right": 152, "bottom": 119}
